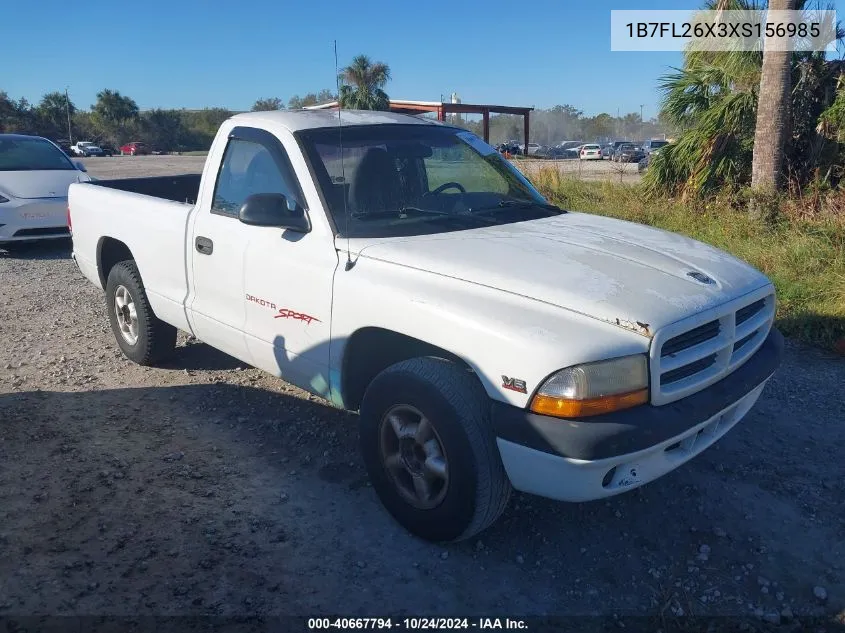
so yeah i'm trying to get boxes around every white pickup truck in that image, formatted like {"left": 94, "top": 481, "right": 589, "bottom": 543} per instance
{"left": 69, "top": 110, "right": 783, "bottom": 542}
{"left": 72, "top": 141, "right": 104, "bottom": 157}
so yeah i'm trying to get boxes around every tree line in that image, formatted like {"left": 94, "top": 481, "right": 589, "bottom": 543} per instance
{"left": 447, "top": 106, "right": 675, "bottom": 146}
{"left": 0, "top": 88, "right": 234, "bottom": 152}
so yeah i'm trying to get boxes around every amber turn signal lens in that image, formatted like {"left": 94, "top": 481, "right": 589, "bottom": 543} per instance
{"left": 530, "top": 388, "right": 649, "bottom": 418}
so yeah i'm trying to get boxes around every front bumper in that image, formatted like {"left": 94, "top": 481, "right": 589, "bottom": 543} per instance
{"left": 492, "top": 327, "right": 784, "bottom": 502}
{"left": 0, "top": 197, "right": 70, "bottom": 243}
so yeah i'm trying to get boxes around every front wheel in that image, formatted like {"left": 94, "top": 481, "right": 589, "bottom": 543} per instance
{"left": 105, "top": 260, "right": 176, "bottom": 366}
{"left": 359, "top": 357, "right": 511, "bottom": 542}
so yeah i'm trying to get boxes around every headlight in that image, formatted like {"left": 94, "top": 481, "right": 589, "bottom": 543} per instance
{"left": 530, "top": 354, "right": 649, "bottom": 418}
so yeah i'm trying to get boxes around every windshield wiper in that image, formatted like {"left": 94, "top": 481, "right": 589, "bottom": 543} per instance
{"left": 470, "top": 199, "right": 564, "bottom": 215}
{"left": 352, "top": 206, "right": 479, "bottom": 221}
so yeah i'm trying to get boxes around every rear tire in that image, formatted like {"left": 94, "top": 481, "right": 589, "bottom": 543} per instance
{"left": 105, "top": 260, "right": 176, "bottom": 366}
{"left": 359, "top": 357, "right": 511, "bottom": 542}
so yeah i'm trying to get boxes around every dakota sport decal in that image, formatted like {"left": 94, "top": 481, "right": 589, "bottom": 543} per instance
{"left": 246, "top": 294, "right": 276, "bottom": 310}
{"left": 246, "top": 294, "right": 320, "bottom": 325}
{"left": 274, "top": 309, "right": 320, "bottom": 325}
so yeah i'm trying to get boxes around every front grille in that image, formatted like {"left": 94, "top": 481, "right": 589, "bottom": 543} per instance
{"left": 13, "top": 227, "right": 70, "bottom": 237}
{"left": 662, "top": 320, "right": 720, "bottom": 357}
{"left": 651, "top": 292, "right": 775, "bottom": 405}
{"left": 733, "top": 331, "right": 757, "bottom": 352}
{"left": 736, "top": 299, "right": 765, "bottom": 326}
{"left": 661, "top": 353, "right": 717, "bottom": 385}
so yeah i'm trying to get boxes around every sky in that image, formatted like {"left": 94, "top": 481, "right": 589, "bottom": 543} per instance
{"left": 3, "top": 0, "right": 842, "bottom": 119}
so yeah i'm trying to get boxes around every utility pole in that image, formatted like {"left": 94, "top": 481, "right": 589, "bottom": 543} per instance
{"left": 65, "top": 87, "right": 73, "bottom": 144}
{"left": 639, "top": 104, "right": 644, "bottom": 140}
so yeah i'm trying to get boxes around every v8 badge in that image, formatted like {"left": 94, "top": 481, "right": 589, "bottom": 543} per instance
{"left": 501, "top": 375, "right": 527, "bottom": 394}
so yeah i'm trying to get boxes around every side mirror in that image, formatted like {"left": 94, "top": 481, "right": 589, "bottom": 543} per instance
{"left": 74, "top": 160, "right": 87, "bottom": 172}
{"left": 238, "top": 193, "right": 310, "bottom": 232}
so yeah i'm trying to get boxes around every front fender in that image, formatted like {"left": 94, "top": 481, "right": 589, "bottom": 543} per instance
{"left": 331, "top": 257, "right": 650, "bottom": 408}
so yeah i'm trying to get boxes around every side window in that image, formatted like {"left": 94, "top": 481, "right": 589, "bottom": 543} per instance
{"left": 212, "top": 138, "right": 300, "bottom": 216}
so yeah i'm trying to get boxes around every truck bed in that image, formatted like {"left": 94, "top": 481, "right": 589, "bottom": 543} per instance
{"left": 91, "top": 174, "right": 202, "bottom": 205}
{"left": 70, "top": 177, "right": 198, "bottom": 333}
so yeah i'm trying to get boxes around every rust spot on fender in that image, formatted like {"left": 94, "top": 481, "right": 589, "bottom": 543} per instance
{"left": 612, "top": 317, "right": 653, "bottom": 338}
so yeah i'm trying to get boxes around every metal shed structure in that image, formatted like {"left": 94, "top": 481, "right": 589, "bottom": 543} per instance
{"left": 305, "top": 99, "right": 534, "bottom": 151}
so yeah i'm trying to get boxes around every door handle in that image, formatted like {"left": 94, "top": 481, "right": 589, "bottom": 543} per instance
{"left": 195, "top": 236, "right": 214, "bottom": 255}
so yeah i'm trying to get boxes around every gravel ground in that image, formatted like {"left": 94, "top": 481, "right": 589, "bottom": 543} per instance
{"left": 0, "top": 159, "right": 842, "bottom": 629}
{"left": 77, "top": 153, "right": 640, "bottom": 183}
{"left": 80, "top": 155, "right": 207, "bottom": 179}
{"left": 516, "top": 157, "right": 642, "bottom": 183}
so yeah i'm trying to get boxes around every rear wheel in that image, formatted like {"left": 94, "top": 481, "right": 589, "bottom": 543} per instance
{"left": 105, "top": 260, "right": 176, "bottom": 366}
{"left": 359, "top": 357, "right": 511, "bottom": 542}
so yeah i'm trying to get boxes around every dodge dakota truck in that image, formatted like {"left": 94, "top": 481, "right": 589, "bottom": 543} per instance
{"left": 69, "top": 110, "right": 783, "bottom": 542}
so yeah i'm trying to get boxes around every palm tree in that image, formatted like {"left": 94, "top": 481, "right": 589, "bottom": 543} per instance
{"left": 338, "top": 55, "right": 391, "bottom": 111}
{"left": 645, "top": 0, "right": 841, "bottom": 201}
{"left": 643, "top": 5, "right": 763, "bottom": 199}
{"left": 750, "top": 0, "right": 795, "bottom": 208}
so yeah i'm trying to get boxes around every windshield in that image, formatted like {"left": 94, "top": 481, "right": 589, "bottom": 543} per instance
{"left": 0, "top": 137, "right": 75, "bottom": 171}
{"left": 650, "top": 140, "right": 668, "bottom": 148}
{"left": 297, "top": 124, "right": 561, "bottom": 238}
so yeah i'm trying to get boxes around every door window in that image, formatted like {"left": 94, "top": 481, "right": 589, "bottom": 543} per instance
{"left": 212, "top": 138, "right": 300, "bottom": 216}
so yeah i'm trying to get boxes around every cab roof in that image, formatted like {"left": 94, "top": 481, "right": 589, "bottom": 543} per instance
{"left": 229, "top": 109, "right": 441, "bottom": 133}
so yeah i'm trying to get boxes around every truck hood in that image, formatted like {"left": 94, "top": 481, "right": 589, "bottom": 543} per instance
{"left": 355, "top": 212, "right": 771, "bottom": 336}
{"left": 0, "top": 170, "right": 87, "bottom": 199}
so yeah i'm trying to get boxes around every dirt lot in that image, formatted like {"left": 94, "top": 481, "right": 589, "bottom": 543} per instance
{"left": 516, "top": 157, "right": 642, "bottom": 183}
{"left": 79, "top": 155, "right": 207, "bottom": 179}
{"left": 76, "top": 153, "right": 641, "bottom": 184}
{"left": 0, "top": 158, "right": 842, "bottom": 629}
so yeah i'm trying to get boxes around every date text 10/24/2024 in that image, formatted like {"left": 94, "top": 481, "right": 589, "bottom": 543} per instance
{"left": 307, "top": 618, "right": 528, "bottom": 630}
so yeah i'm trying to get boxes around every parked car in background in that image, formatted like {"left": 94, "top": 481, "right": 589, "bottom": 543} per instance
{"left": 0, "top": 134, "right": 91, "bottom": 245}
{"left": 72, "top": 141, "right": 104, "bottom": 157}
{"left": 496, "top": 141, "right": 521, "bottom": 156}
{"left": 579, "top": 144, "right": 602, "bottom": 160}
{"left": 99, "top": 143, "right": 117, "bottom": 157}
{"left": 641, "top": 139, "right": 669, "bottom": 155}
{"left": 556, "top": 141, "right": 584, "bottom": 159}
{"left": 521, "top": 143, "right": 542, "bottom": 156}
{"left": 533, "top": 145, "right": 561, "bottom": 159}
{"left": 546, "top": 146, "right": 571, "bottom": 159}
{"left": 613, "top": 143, "right": 645, "bottom": 163}
{"left": 55, "top": 140, "right": 74, "bottom": 157}
{"left": 119, "top": 141, "right": 150, "bottom": 156}
{"left": 603, "top": 141, "right": 629, "bottom": 160}
{"left": 69, "top": 110, "right": 783, "bottom": 542}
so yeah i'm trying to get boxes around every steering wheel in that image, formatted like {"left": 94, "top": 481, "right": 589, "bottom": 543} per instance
{"left": 426, "top": 182, "right": 466, "bottom": 196}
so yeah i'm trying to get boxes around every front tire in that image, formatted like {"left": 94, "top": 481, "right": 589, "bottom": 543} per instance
{"left": 359, "top": 357, "right": 511, "bottom": 542}
{"left": 105, "top": 260, "right": 176, "bottom": 366}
